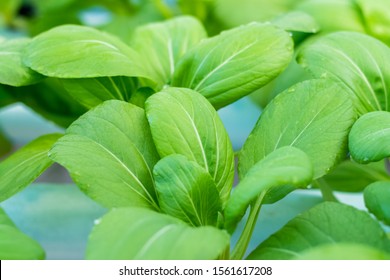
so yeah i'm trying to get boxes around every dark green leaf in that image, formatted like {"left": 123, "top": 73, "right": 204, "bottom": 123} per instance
{"left": 248, "top": 202, "right": 390, "bottom": 259}
{"left": 154, "top": 154, "right": 220, "bottom": 227}
{"left": 364, "top": 181, "right": 390, "bottom": 225}
{"left": 172, "top": 22, "right": 293, "bottom": 109}
{"left": 0, "top": 133, "right": 62, "bottom": 202}
{"left": 239, "top": 79, "right": 355, "bottom": 179}
{"left": 0, "top": 39, "right": 43, "bottom": 86}
{"left": 61, "top": 76, "right": 137, "bottom": 109}
{"left": 349, "top": 111, "right": 390, "bottom": 163}
{"left": 49, "top": 100, "right": 160, "bottom": 209}
{"left": 225, "top": 146, "right": 313, "bottom": 232}
{"left": 131, "top": 16, "right": 207, "bottom": 88}
{"left": 86, "top": 207, "right": 230, "bottom": 260}
{"left": 298, "top": 32, "right": 390, "bottom": 115}
{"left": 23, "top": 25, "right": 150, "bottom": 79}
{"left": 0, "top": 207, "right": 45, "bottom": 260}
{"left": 145, "top": 87, "right": 234, "bottom": 203}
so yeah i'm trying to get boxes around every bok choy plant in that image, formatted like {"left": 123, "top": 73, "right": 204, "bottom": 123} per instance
{"left": 0, "top": 14, "right": 390, "bottom": 260}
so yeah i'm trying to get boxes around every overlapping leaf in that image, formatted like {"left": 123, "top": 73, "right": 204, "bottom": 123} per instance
{"left": 0, "top": 133, "right": 62, "bottom": 202}
{"left": 131, "top": 16, "right": 207, "bottom": 88}
{"left": 0, "top": 38, "right": 43, "bottom": 86}
{"left": 298, "top": 32, "right": 390, "bottom": 115}
{"left": 49, "top": 100, "right": 160, "bottom": 209}
{"left": 364, "top": 181, "right": 390, "bottom": 225}
{"left": 248, "top": 202, "right": 390, "bottom": 259}
{"left": 154, "top": 155, "right": 220, "bottom": 227}
{"left": 225, "top": 146, "right": 313, "bottom": 232}
{"left": 172, "top": 22, "right": 293, "bottom": 109}
{"left": 86, "top": 207, "right": 230, "bottom": 260}
{"left": 349, "top": 111, "right": 390, "bottom": 163}
{"left": 145, "top": 87, "right": 234, "bottom": 203}
{"left": 239, "top": 79, "right": 355, "bottom": 179}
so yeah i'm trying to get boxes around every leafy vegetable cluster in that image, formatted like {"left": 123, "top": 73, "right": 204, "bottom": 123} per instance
{"left": 1, "top": 0, "right": 390, "bottom": 260}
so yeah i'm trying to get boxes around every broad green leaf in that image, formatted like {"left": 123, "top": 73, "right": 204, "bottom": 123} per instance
{"left": 364, "top": 181, "right": 390, "bottom": 225}
{"left": 295, "top": 0, "right": 365, "bottom": 33}
{"left": 23, "top": 25, "right": 150, "bottom": 79}
{"left": 154, "top": 154, "right": 220, "bottom": 227}
{"left": 0, "top": 39, "right": 43, "bottom": 86}
{"left": 272, "top": 11, "right": 319, "bottom": 33}
{"left": 247, "top": 202, "right": 390, "bottom": 260}
{"left": 0, "top": 133, "right": 61, "bottom": 202}
{"left": 295, "top": 243, "right": 390, "bottom": 260}
{"left": 349, "top": 111, "right": 390, "bottom": 163}
{"left": 49, "top": 100, "right": 160, "bottom": 209}
{"left": 61, "top": 76, "right": 137, "bottom": 109}
{"left": 172, "top": 22, "right": 293, "bottom": 109}
{"left": 86, "top": 207, "right": 230, "bottom": 260}
{"left": 225, "top": 146, "right": 313, "bottom": 232}
{"left": 0, "top": 207, "right": 45, "bottom": 260}
{"left": 298, "top": 32, "right": 390, "bottom": 115}
{"left": 131, "top": 16, "right": 207, "bottom": 88}
{"left": 145, "top": 87, "right": 234, "bottom": 203}
{"left": 356, "top": 0, "right": 390, "bottom": 45}
{"left": 321, "top": 160, "right": 390, "bottom": 192}
{"left": 239, "top": 79, "right": 355, "bottom": 179}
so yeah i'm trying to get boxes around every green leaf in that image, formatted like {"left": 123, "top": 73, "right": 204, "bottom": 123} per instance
{"left": 131, "top": 16, "right": 207, "bottom": 88}
{"left": 0, "top": 133, "right": 62, "bottom": 202}
{"left": 145, "top": 87, "right": 234, "bottom": 203}
{"left": 225, "top": 146, "right": 313, "bottom": 232}
{"left": 349, "top": 111, "right": 390, "bottom": 163}
{"left": 154, "top": 154, "right": 220, "bottom": 227}
{"left": 321, "top": 160, "right": 390, "bottom": 192}
{"left": 247, "top": 202, "right": 390, "bottom": 260}
{"left": 364, "top": 181, "right": 390, "bottom": 225}
{"left": 295, "top": 243, "right": 390, "bottom": 260}
{"left": 239, "top": 79, "right": 355, "bottom": 179}
{"left": 86, "top": 207, "right": 230, "bottom": 260}
{"left": 298, "top": 32, "right": 390, "bottom": 115}
{"left": 23, "top": 25, "right": 150, "bottom": 79}
{"left": 356, "top": 0, "right": 390, "bottom": 45}
{"left": 295, "top": 0, "right": 365, "bottom": 33}
{"left": 172, "top": 22, "right": 293, "bottom": 109}
{"left": 0, "top": 207, "right": 45, "bottom": 260}
{"left": 0, "top": 39, "right": 44, "bottom": 86}
{"left": 49, "top": 100, "right": 160, "bottom": 209}
{"left": 61, "top": 76, "right": 137, "bottom": 109}
{"left": 0, "top": 131, "right": 11, "bottom": 156}
{"left": 272, "top": 11, "right": 320, "bottom": 33}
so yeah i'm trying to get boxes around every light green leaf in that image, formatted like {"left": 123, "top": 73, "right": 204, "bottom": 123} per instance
{"left": 154, "top": 154, "right": 220, "bottom": 227}
{"left": 239, "top": 79, "right": 355, "bottom": 179}
{"left": 86, "top": 207, "right": 230, "bottom": 260}
{"left": 295, "top": 243, "right": 390, "bottom": 260}
{"left": 295, "top": 0, "right": 365, "bottom": 33}
{"left": 131, "top": 16, "right": 207, "bottom": 88}
{"left": 145, "top": 87, "right": 234, "bottom": 203}
{"left": 247, "top": 202, "right": 390, "bottom": 260}
{"left": 49, "top": 100, "right": 160, "bottom": 209}
{"left": 298, "top": 32, "right": 390, "bottom": 115}
{"left": 0, "top": 133, "right": 62, "bottom": 202}
{"left": 0, "top": 39, "right": 44, "bottom": 86}
{"left": 364, "top": 181, "right": 390, "bottom": 225}
{"left": 356, "top": 0, "right": 390, "bottom": 45}
{"left": 23, "top": 25, "right": 150, "bottom": 79}
{"left": 349, "top": 111, "right": 390, "bottom": 163}
{"left": 272, "top": 11, "right": 319, "bottom": 33}
{"left": 172, "top": 22, "right": 293, "bottom": 109}
{"left": 321, "top": 160, "right": 390, "bottom": 192}
{"left": 61, "top": 76, "right": 137, "bottom": 109}
{"left": 225, "top": 146, "right": 313, "bottom": 232}
{"left": 0, "top": 207, "right": 45, "bottom": 260}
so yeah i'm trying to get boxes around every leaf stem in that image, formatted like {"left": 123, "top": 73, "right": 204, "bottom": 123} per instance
{"left": 313, "top": 178, "right": 339, "bottom": 202}
{"left": 230, "top": 191, "right": 266, "bottom": 260}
